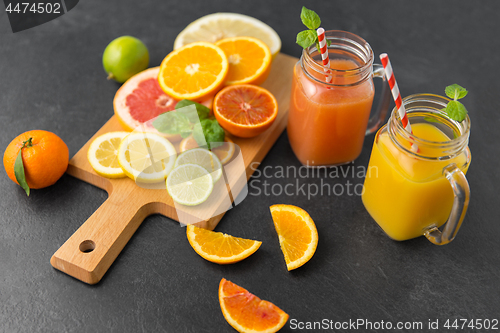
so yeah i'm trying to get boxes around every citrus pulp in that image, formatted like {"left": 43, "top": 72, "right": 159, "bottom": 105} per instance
{"left": 113, "top": 67, "right": 213, "bottom": 143}
{"left": 219, "top": 278, "right": 289, "bottom": 333}
{"left": 186, "top": 225, "right": 261, "bottom": 264}
{"left": 214, "top": 85, "right": 278, "bottom": 138}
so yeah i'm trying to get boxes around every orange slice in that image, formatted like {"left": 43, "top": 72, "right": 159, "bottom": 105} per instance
{"left": 214, "top": 85, "right": 278, "bottom": 138}
{"left": 215, "top": 37, "right": 272, "bottom": 86}
{"left": 186, "top": 225, "right": 261, "bottom": 264}
{"left": 269, "top": 204, "right": 318, "bottom": 271}
{"left": 219, "top": 278, "right": 289, "bottom": 333}
{"left": 179, "top": 135, "right": 235, "bottom": 164}
{"left": 211, "top": 138, "right": 236, "bottom": 165}
{"left": 158, "top": 42, "right": 229, "bottom": 100}
{"left": 178, "top": 134, "right": 199, "bottom": 152}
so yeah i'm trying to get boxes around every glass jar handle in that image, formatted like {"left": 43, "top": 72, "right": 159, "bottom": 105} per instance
{"left": 366, "top": 64, "right": 392, "bottom": 135}
{"left": 424, "top": 163, "right": 470, "bottom": 245}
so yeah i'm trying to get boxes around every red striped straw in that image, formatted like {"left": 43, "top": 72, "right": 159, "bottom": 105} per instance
{"left": 316, "top": 28, "right": 332, "bottom": 84}
{"left": 379, "top": 53, "right": 418, "bottom": 152}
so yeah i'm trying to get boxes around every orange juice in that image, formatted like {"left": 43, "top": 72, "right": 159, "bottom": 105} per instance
{"left": 288, "top": 58, "right": 375, "bottom": 166}
{"left": 362, "top": 123, "right": 470, "bottom": 241}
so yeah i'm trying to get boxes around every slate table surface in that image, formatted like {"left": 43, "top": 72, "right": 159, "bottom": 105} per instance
{"left": 1, "top": 0, "right": 499, "bottom": 332}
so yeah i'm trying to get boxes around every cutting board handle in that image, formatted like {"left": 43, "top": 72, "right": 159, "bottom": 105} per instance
{"left": 50, "top": 194, "right": 149, "bottom": 284}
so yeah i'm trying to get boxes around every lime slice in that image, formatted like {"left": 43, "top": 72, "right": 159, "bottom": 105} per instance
{"left": 167, "top": 164, "right": 214, "bottom": 206}
{"left": 173, "top": 13, "right": 282, "bottom": 58}
{"left": 87, "top": 131, "right": 129, "bottom": 178}
{"left": 174, "top": 148, "right": 222, "bottom": 183}
{"left": 117, "top": 132, "right": 177, "bottom": 183}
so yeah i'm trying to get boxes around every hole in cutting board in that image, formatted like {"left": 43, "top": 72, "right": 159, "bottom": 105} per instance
{"left": 79, "top": 240, "right": 96, "bottom": 253}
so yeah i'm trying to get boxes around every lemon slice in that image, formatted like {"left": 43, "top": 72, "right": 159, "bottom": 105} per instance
{"left": 117, "top": 132, "right": 177, "bottom": 183}
{"left": 167, "top": 164, "right": 214, "bottom": 206}
{"left": 173, "top": 13, "right": 282, "bottom": 58}
{"left": 174, "top": 148, "right": 222, "bottom": 183}
{"left": 87, "top": 131, "right": 129, "bottom": 178}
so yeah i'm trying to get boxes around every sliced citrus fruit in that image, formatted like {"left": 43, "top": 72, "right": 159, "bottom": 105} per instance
{"left": 186, "top": 225, "right": 261, "bottom": 264}
{"left": 211, "top": 140, "right": 236, "bottom": 165}
{"left": 179, "top": 135, "right": 235, "bottom": 165}
{"left": 174, "top": 148, "right": 222, "bottom": 183}
{"left": 214, "top": 85, "right": 278, "bottom": 138}
{"left": 219, "top": 278, "right": 289, "bottom": 333}
{"left": 166, "top": 164, "right": 213, "bottom": 206}
{"left": 113, "top": 67, "right": 212, "bottom": 143}
{"left": 178, "top": 134, "right": 199, "bottom": 152}
{"left": 87, "top": 131, "right": 129, "bottom": 178}
{"left": 215, "top": 37, "right": 272, "bottom": 86}
{"left": 269, "top": 204, "right": 318, "bottom": 271}
{"left": 174, "top": 13, "right": 282, "bottom": 58}
{"left": 158, "top": 42, "right": 228, "bottom": 101}
{"left": 117, "top": 132, "right": 177, "bottom": 183}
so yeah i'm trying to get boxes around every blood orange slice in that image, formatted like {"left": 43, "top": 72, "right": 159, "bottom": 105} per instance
{"left": 214, "top": 84, "right": 278, "bottom": 138}
{"left": 113, "top": 67, "right": 212, "bottom": 142}
{"left": 219, "top": 278, "right": 289, "bottom": 333}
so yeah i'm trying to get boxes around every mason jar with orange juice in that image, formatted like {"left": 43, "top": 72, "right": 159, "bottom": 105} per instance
{"left": 362, "top": 93, "right": 471, "bottom": 245}
{"left": 288, "top": 30, "right": 391, "bottom": 166}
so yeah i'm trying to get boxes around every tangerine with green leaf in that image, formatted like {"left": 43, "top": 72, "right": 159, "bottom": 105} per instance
{"left": 3, "top": 130, "right": 69, "bottom": 193}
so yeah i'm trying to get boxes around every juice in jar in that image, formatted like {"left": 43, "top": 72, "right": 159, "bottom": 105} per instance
{"left": 362, "top": 122, "right": 470, "bottom": 241}
{"left": 288, "top": 55, "right": 375, "bottom": 166}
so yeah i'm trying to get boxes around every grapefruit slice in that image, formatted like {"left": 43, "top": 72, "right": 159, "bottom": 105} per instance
{"left": 113, "top": 67, "right": 213, "bottom": 142}
{"left": 219, "top": 278, "right": 289, "bottom": 333}
{"left": 214, "top": 84, "right": 278, "bottom": 138}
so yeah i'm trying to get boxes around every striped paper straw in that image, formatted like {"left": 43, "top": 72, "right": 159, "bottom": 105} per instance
{"left": 379, "top": 53, "right": 418, "bottom": 152}
{"left": 316, "top": 28, "right": 332, "bottom": 84}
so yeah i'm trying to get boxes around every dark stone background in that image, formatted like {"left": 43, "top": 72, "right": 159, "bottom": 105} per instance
{"left": 1, "top": 0, "right": 499, "bottom": 332}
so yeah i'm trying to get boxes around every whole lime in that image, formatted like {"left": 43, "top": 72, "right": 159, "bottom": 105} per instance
{"left": 103, "top": 36, "right": 149, "bottom": 83}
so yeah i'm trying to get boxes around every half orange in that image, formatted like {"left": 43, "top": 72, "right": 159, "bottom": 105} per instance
{"left": 215, "top": 37, "right": 272, "bottom": 86}
{"left": 214, "top": 84, "right": 278, "bottom": 138}
{"left": 186, "top": 225, "right": 261, "bottom": 264}
{"left": 270, "top": 204, "right": 318, "bottom": 271}
{"left": 219, "top": 278, "right": 289, "bottom": 333}
{"left": 158, "top": 42, "right": 229, "bottom": 100}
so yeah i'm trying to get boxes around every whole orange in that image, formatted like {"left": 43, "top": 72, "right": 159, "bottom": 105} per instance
{"left": 3, "top": 130, "right": 69, "bottom": 189}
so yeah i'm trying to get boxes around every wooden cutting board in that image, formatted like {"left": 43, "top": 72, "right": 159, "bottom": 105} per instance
{"left": 51, "top": 53, "right": 298, "bottom": 284}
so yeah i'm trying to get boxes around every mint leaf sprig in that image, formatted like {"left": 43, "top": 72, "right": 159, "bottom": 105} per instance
{"left": 153, "top": 100, "right": 224, "bottom": 150}
{"left": 296, "top": 7, "right": 331, "bottom": 50}
{"left": 443, "top": 84, "right": 468, "bottom": 122}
